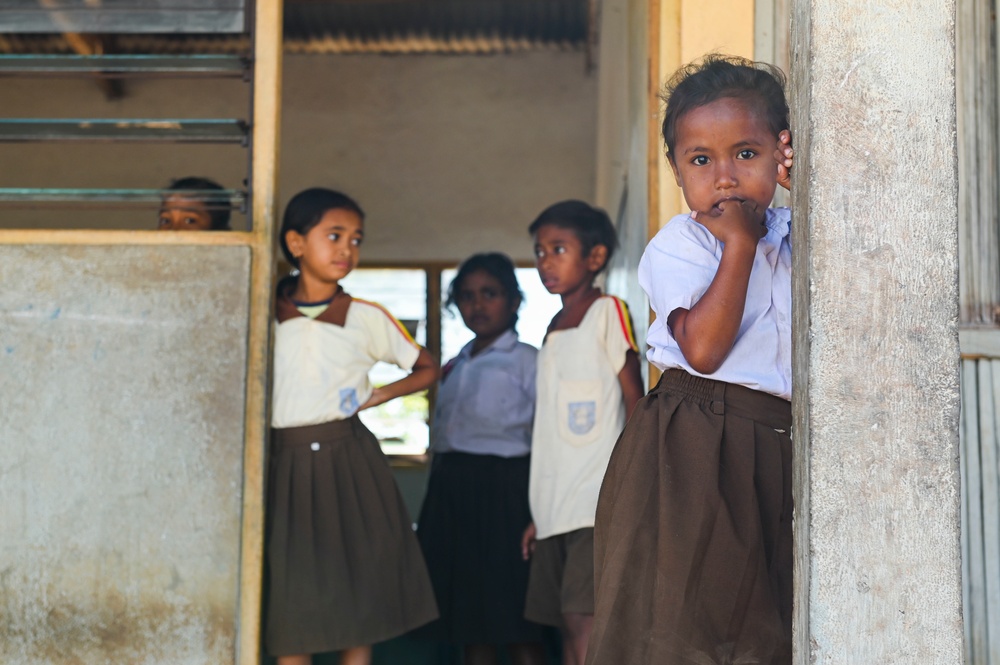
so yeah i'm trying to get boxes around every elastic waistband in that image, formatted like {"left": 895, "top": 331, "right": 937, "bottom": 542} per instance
{"left": 432, "top": 451, "right": 530, "bottom": 464}
{"left": 272, "top": 416, "right": 363, "bottom": 447}
{"left": 654, "top": 369, "right": 791, "bottom": 429}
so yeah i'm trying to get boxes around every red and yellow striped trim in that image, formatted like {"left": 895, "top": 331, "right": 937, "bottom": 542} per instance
{"left": 610, "top": 296, "right": 639, "bottom": 352}
{"left": 352, "top": 298, "right": 420, "bottom": 348}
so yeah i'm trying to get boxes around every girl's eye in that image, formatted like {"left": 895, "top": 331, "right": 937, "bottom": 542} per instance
{"left": 327, "top": 233, "right": 340, "bottom": 242}
{"left": 691, "top": 155, "right": 709, "bottom": 166}
{"left": 553, "top": 246, "right": 566, "bottom": 254}
{"left": 482, "top": 289, "right": 500, "bottom": 300}
{"left": 737, "top": 149, "right": 756, "bottom": 160}
{"left": 534, "top": 248, "right": 545, "bottom": 258}
{"left": 351, "top": 237, "right": 362, "bottom": 247}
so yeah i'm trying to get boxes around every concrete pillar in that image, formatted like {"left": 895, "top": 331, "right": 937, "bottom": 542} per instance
{"left": 790, "top": 1, "right": 964, "bottom": 663}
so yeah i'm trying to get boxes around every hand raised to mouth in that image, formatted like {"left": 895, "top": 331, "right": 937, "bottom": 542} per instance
{"left": 691, "top": 198, "right": 766, "bottom": 246}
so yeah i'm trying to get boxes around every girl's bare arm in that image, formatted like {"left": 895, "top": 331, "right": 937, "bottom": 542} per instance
{"left": 668, "top": 201, "right": 760, "bottom": 374}
{"left": 618, "top": 350, "right": 645, "bottom": 420}
{"left": 360, "top": 347, "right": 439, "bottom": 410}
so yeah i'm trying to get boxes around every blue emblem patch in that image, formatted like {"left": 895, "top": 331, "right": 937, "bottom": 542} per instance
{"left": 339, "top": 388, "right": 359, "bottom": 415}
{"left": 568, "top": 401, "right": 596, "bottom": 435}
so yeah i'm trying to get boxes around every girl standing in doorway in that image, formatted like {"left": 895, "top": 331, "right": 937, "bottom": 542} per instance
{"left": 416, "top": 252, "right": 547, "bottom": 665}
{"left": 264, "top": 188, "right": 439, "bottom": 665}
{"left": 586, "top": 56, "right": 795, "bottom": 665}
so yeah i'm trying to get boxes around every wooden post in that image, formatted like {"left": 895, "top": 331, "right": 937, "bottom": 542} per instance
{"left": 790, "top": 0, "right": 964, "bottom": 662}
{"left": 238, "top": 0, "right": 283, "bottom": 661}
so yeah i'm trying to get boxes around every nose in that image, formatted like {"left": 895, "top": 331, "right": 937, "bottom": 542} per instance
{"left": 714, "top": 160, "right": 738, "bottom": 189}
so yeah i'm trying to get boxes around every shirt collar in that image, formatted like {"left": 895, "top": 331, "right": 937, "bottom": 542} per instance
{"left": 276, "top": 282, "right": 351, "bottom": 324}
{"left": 764, "top": 206, "right": 791, "bottom": 240}
{"left": 459, "top": 328, "right": 519, "bottom": 359}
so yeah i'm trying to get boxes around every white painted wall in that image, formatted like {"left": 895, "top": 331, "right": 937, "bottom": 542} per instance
{"left": 597, "top": 0, "right": 650, "bottom": 380}
{"left": 0, "top": 51, "right": 598, "bottom": 264}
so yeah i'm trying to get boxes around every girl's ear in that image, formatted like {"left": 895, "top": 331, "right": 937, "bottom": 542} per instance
{"left": 668, "top": 154, "right": 682, "bottom": 188}
{"left": 587, "top": 244, "right": 609, "bottom": 272}
{"left": 284, "top": 229, "right": 306, "bottom": 259}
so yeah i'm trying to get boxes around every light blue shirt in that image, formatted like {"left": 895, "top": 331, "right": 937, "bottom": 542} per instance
{"left": 641, "top": 206, "right": 792, "bottom": 400}
{"left": 430, "top": 329, "right": 537, "bottom": 458}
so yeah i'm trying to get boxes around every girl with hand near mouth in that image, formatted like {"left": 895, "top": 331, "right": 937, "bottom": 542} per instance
{"left": 585, "top": 56, "right": 795, "bottom": 665}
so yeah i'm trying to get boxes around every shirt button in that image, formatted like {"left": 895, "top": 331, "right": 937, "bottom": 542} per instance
{"left": 310, "top": 442, "right": 320, "bottom": 451}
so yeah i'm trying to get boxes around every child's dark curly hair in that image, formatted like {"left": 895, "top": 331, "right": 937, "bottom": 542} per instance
{"left": 661, "top": 54, "right": 788, "bottom": 161}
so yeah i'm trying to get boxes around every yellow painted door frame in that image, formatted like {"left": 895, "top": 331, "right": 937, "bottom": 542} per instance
{"left": 645, "top": 0, "right": 757, "bottom": 388}
{"left": 648, "top": 0, "right": 757, "bottom": 239}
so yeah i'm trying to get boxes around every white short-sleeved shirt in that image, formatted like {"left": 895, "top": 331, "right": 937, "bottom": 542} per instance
{"left": 271, "top": 296, "right": 420, "bottom": 429}
{"left": 430, "top": 330, "right": 537, "bottom": 458}
{"left": 640, "top": 206, "right": 792, "bottom": 400}
{"left": 529, "top": 295, "right": 638, "bottom": 539}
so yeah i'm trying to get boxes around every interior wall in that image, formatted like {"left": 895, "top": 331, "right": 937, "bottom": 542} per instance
{"left": 598, "top": 0, "right": 650, "bottom": 369}
{"left": 0, "top": 51, "right": 598, "bottom": 264}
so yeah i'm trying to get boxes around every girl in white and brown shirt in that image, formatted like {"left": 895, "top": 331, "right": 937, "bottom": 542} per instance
{"left": 264, "top": 188, "right": 438, "bottom": 665}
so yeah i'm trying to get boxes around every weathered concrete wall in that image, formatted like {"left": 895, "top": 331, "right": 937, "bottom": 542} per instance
{"left": 0, "top": 245, "right": 250, "bottom": 664}
{"left": 790, "top": 0, "right": 964, "bottom": 662}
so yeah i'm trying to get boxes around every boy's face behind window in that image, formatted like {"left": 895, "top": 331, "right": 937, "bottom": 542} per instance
{"left": 158, "top": 195, "right": 214, "bottom": 231}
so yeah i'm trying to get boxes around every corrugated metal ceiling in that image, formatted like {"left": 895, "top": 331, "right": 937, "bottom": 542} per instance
{"left": 0, "top": 0, "right": 590, "bottom": 54}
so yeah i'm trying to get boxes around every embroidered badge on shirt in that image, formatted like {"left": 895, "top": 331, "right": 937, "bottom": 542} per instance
{"left": 568, "top": 401, "right": 596, "bottom": 435}
{"left": 339, "top": 388, "right": 359, "bottom": 415}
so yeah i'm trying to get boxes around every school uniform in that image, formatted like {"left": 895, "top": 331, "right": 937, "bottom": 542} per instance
{"left": 586, "top": 207, "right": 793, "bottom": 665}
{"left": 524, "top": 295, "right": 638, "bottom": 627}
{"left": 264, "top": 287, "right": 437, "bottom": 656}
{"left": 415, "top": 329, "right": 544, "bottom": 645}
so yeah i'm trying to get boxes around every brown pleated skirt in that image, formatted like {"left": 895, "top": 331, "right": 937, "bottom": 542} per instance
{"left": 586, "top": 369, "right": 793, "bottom": 665}
{"left": 264, "top": 417, "right": 438, "bottom": 656}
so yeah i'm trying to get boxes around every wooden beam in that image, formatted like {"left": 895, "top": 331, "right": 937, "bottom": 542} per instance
{"left": 237, "top": 0, "right": 283, "bottom": 661}
{"left": 425, "top": 266, "right": 442, "bottom": 426}
{"left": 960, "top": 327, "right": 1000, "bottom": 359}
{"left": 0, "top": 229, "right": 254, "bottom": 246}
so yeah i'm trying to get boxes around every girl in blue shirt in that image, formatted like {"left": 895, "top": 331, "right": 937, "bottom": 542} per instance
{"left": 416, "top": 253, "right": 546, "bottom": 665}
{"left": 586, "top": 56, "right": 794, "bottom": 665}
